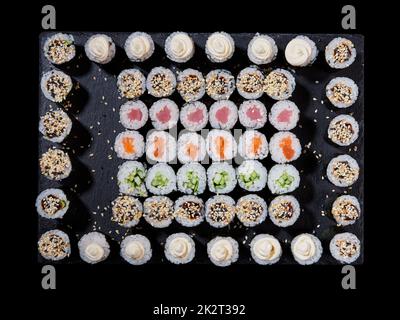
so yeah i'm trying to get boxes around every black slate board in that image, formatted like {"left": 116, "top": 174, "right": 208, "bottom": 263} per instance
{"left": 38, "top": 32, "right": 364, "bottom": 265}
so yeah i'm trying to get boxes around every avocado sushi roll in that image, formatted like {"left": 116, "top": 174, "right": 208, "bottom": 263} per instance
{"left": 143, "top": 196, "right": 175, "bottom": 228}
{"left": 165, "top": 233, "right": 196, "bottom": 264}
{"left": 43, "top": 33, "right": 75, "bottom": 65}
{"left": 111, "top": 195, "right": 143, "bottom": 228}
{"left": 267, "top": 164, "right": 300, "bottom": 194}
{"left": 120, "top": 234, "right": 152, "bottom": 265}
{"left": 250, "top": 234, "right": 282, "bottom": 265}
{"left": 165, "top": 32, "right": 195, "bottom": 63}
{"left": 39, "top": 148, "right": 72, "bottom": 181}
{"left": 285, "top": 35, "right": 318, "bottom": 67}
{"left": 325, "top": 37, "right": 356, "bottom": 69}
{"left": 291, "top": 233, "right": 322, "bottom": 265}
{"left": 117, "top": 161, "right": 148, "bottom": 197}
{"left": 38, "top": 229, "right": 71, "bottom": 261}
{"left": 238, "top": 100, "right": 268, "bottom": 129}
{"left": 236, "top": 194, "right": 268, "bottom": 227}
{"left": 117, "top": 69, "right": 146, "bottom": 100}
{"left": 268, "top": 195, "right": 300, "bottom": 227}
{"left": 205, "top": 69, "right": 236, "bottom": 100}
{"left": 114, "top": 130, "right": 145, "bottom": 160}
{"left": 238, "top": 130, "right": 269, "bottom": 160}
{"left": 125, "top": 32, "right": 154, "bottom": 62}
{"left": 41, "top": 70, "right": 73, "bottom": 103}
{"left": 264, "top": 69, "right": 296, "bottom": 101}
{"left": 326, "top": 77, "right": 359, "bottom": 108}
{"left": 207, "top": 162, "right": 237, "bottom": 194}
{"left": 236, "top": 67, "right": 265, "bottom": 99}
{"left": 174, "top": 195, "right": 205, "bottom": 227}
{"left": 207, "top": 236, "right": 239, "bottom": 267}
{"left": 176, "top": 162, "right": 207, "bottom": 195}
{"left": 329, "top": 232, "right": 361, "bottom": 264}
{"left": 177, "top": 132, "right": 206, "bottom": 164}
{"left": 39, "top": 109, "right": 72, "bottom": 143}
{"left": 36, "top": 188, "right": 69, "bottom": 219}
{"left": 328, "top": 114, "right": 359, "bottom": 146}
{"left": 237, "top": 160, "right": 267, "bottom": 192}
{"left": 331, "top": 195, "right": 360, "bottom": 226}
{"left": 247, "top": 34, "right": 278, "bottom": 65}
{"left": 269, "top": 131, "right": 302, "bottom": 164}
{"left": 146, "top": 67, "right": 176, "bottom": 98}
{"left": 84, "top": 34, "right": 115, "bottom": 64}
{"left": 327, "top": 155, "right": 359, "bottom": 187}
{"left": 78, "top": 232, "right": 110, "bottom": 264}
{"left": 205, "top": 195, "right": 235, "bottom": 228}
{"left": 145, "top": 163, "right": 176, "bottom": 195}
{"left": 177, "top": 69, "right": 205, "bottom": 102}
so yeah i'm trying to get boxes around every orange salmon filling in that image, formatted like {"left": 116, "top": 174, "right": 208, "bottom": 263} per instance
{"left": 215, "top": 136, "right": 226, "bottom": 160}
{"left": 279, "top": 137, "right": 294, "bottom": 160}
{"left": 122, "top": 137, "right": 135, "bottom": 154}
{"left": 251, "top": 136, "right": 262, "bottom": 156}
{"left": 153, "top": 137, "right": 165, "bottom": 158}
{"left": 185, "top": 143, "right": 199, "bottom": 160}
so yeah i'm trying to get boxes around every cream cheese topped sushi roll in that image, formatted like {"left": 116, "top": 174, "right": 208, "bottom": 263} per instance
{"left": 205, "top": 195, "right": 235, "bottom": 228}
{"left": 145, "top": 163, "right": 176, "bottom": 195}
{"left": 111, "top": 195, "right": 143, "bottom": 228}
{"left": 268, "top": 164, "right": 300, "bottom": 194}
{"left": 177, "top": 132, "right": 206, "bottom": 163}
{"left": 38, "top": 229, "right": 71, "bottom": 261}
{"left": 328, "top": 114, "right": 359, "bottom": 146}
{"left": 39, "top": 148, "right": 72, "bottom": 181}
{"left": 291, "top": 233, "right": 322, "bottom": 265}
{"left": 146, "top": 131, "right": 176, "bottom": 163}
{"left": 236, "top": 160, "right": 267, "bottom": 192}
{"left": 41, "top": 70, "right": 73, "bottom": 103}
{"left": 326, "top": 77, "right": 359, "bottom": 108}
{"left": 206, "top": 129, "right": 237, "bottom": 162}
{"left": 120, "top": 235, "right": 152, "bottom": 265}
{"left": 177, "top": 163, "right": 207, "bottom": 195}
{"left": 325, "top": 37, "right": 356, "bottom": 69}
{"left": 264, "top": 69, "right": 296, "bottom": 100}
{"left": 165, "top": 32, "right": 195, "bottom": 63}
{"left": 119, "top": 100, "right": 148, "bottom": 130}
{"left": 143, "top": 196, "right": 175, "bottom": 228}
{"left": 125, "top": 32, "right": 154, "bottom": 62}
{"left": 331, "top": 195, "right": 360, "bottom": 226}
{"left": 207, "top": 162, "right": 237, "bottom": 194}
{"left": 236, "top": 194, "right": 268, "bottom": 227}
{"left": 238, "top": 130, "right": 269, "bottom": 160}
{"left": 117, "top": 161, "right": 148, "bottom": 197}
{"left": 250, "top": 234, "right": 282, "bottom": 265}
{"left": 114, "top": 130, "right": 145, "bottom": 160}
{"left": 207, "top": 236, "right": 239, "bottom": 267}
{"left": 180, "top": 102, "right": 208, "bottom": 131}
{"left": 165, "top": 233, "right": 195, "bottom": 264}
{"left": 238, "top": 100, "right": 268, "bottom": 129}
{"left": 39, "top": 109, "right": 72, "bottom": 143}
{"left": 84, "top": 34, "right": 115, "bottom": 64}
{"left": 146, "top": 67, "right": 176, "bottom": 98}
{"left": 149, "top": 99, "right": 179, "bottom": 130}
{"left": 43, "top": 33, "right": 75, "bottom": 65}
{"left": 177, "top": 69, "right": 205, "bottom": 102}
{"left": 117, "top": 69, "right": 146, "bottom": 100}
{"left": 236, "top": 67, "right": 265, "bottom": 99}
{"left": 209, "top": 100, "right": 238, "bottom": 130}
{"left": 78, "top": 232, "right": 110, "bottom": 264}
{"left": 269, "top": 100, "right": 300, "bottom": 131}
{"left": 206, "top": 32, "right": 235, "bottom": 63}
{"left": 247, "top": 34, "right": 278, "bottom": 65}
{"left": 285, "top": 35, "right": 318, "bottom": 67}
{"left": 36, "top": 188, "right": 69, "bottom": 219}
{"left": 327, "top": 154, "right": 359, "bottom": 187}
{"left": 269, "top": 195, "right": 300, "bottom": 227}
{"left": 269, "top": 131, "right": 302, "bottom": 163}
{"left": 174, "top": 195, "right": 205, "bottom": 227}
{"left": 329, "top": 232, "right": 361, "bottom": 264}
{"left": 206, "top": 69, "right": 236, "bottom": 100}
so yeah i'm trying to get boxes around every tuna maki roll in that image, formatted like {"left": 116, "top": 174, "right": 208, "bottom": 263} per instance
{"left": 177, "top": 69, "right": 205, "bottom": 102}
{"left": 238, "top": 100, "right": 268, "bottom": 129}
{"left": 268, "top": 195, "right": 300, "bottom": 227}
{"left": 238, "top": 130, "right": 269, "bottom": 160}
{"left": 247, "top": 34, "right": 278, "bottom": 65}
{"left": 209, "top": 100, "right": 238, "bottom": 130}
{"left": 117, "top": 161, "right": 148, "bottom": 197}
{"left": 236, "top": 194, "right": 268, "bottom": 227}
{"left": 84, "top": 34, "right": 115, "bottom": 64}
{"left": 325, "top": 37, "right": 356, "bottom": 69}
{"left": 111, "top": 195, "right": 143, "bottom": 228}
{"left": 146, "top": 67, "right": 176, "bottom": 98}
{"left": 328, "top": 114, "right": 359, "bottom": 146}
{"left": 177, "top": 132, "right": 206, "bottom": 164}
{"left": 120, "top": 235, "right": 152, "bottom": 265}
{"left": 165, "top": 233, "right": 195, "bottom": 264}
{"left": 36, "top": 188, "right": 69, "bottom": 219}
{"left": 206, "top": 129, "right": 237, "bottom": 162}
{"left": 145, "top": 163, "right": 176, "bottom": 195}
{"left": 291, "top": 233, "right": 322, "bottom": 265}
{"left": 329, "top": 232, "right": 361, "bottom": 264}
{"left": 269, "top": 100, "right": 300, "bottom": 131}
{"left": 326, "top": 77, "right": 359, "bottom": 108}
{"left": 117, "top": 69, "right": 146, "bottom": 100}
{"left": 331, "top": 195, "right": 361, "bottom": 226}
{"left": 207, "top": 162, "right": 237, "bottom": 194}
{"left": 39, "top": 109, "right": 72, "bottom": 143}
{"left": 43, "top": 33, "right": 75, "bottom": 65}
{"left": 143, "top": 196, "right": 175, "bottom": 228}
{"left": 285, "top": 35, "right": 318, "bottom": 67}
{"left": 250, "top": 234, "right": 282, "bottom": 265}
{"left": 114, "top": 130, "right": 145, "bottom": 160}
{"left": 237, "top": 160, "right": 267, "bottom": 192}
{"left": 236, "top": 67, "right": 265, "bottom": 99}
{"left": 180, "top": 101, "right": 208, "bottom": 132}
{"left": 119, "top": 100, "right": 148, "bottom": 130}
{"left": 41, "top": 70, "right": 73, "bottom": 103}
{"left": 206, "top": 69, "right": 236, "bottom": 100}
{"left": 268, "top": 164, "right": 300, "bottom": 194}
{"left": 206, "top": 32, "right": 235, "bottom": 63}
{"left": 269, "top": 131, "right": 302, "bottom": 163}
{"left": 146, "top": 131, "right": 176, "bottom": 163}
{"left": 207, "top": 236, "right": 239, "bottom": 267}
{"left": 165, "top": 32, "right": 195, "bottom": 63}
{"left": 327, "top": 154, "right": 359, "bottom": 187}
{"left": 124, "top": 32, "right": 154, "bottom": 62}
{"left": 149, "top": 98, "right": 179, "bottom": 130}
{"left": 39, "top": 148, "right": 72, "bottom": 181}
{"left": 205, "top": 195, "right": 236, "bottom": 228}
{"left": 264, "top": 69, "right": 296, "bottom": 100}
{"left": 38, "top": 229, "right": 71, "bottom": 261}
{"left": 78, "top": 232, "right": 110, "bottom": 264}
{"left": 177, "top": 163, "right": 207, "bottom": 195}
{"left": 174, "top": 195, "right": 205, "bottom": 227}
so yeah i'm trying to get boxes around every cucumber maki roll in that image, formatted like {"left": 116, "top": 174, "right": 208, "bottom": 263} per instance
{"left": 145, "top": 163, "right": 176, "bottom": 195}
{"left": 207, "top": 162, "right": 237, "bottom": 194}
{"left": 117, "top": 161, "right": 148, "bottom": 197}
{"left": 176, "top": 163, "right": 207, "bottom": 195}
{"left": 267, "top": 164, "right": 300, "bottom": 194}
{"left": 237, "top": 160, "right": 267, "bottom": 192}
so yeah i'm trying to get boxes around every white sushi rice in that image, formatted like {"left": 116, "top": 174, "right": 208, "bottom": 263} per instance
{"left": 291, "top": 233, "right": 322, "bottom": 265}
{"left": 238, "top": 130, "right": 268, "bottom": 160}
{"left": 39, "top": 109, "right": 72, "bottom": 143}
{"left": 326, "top": 77, "right": 359, "bottom": 108}
{"left": 325, "top": 37, "right": 356, "bottom": 69}
{"left": 120, "top": 235, "right": 152, "bottom": 265}
{"left": 247, "top": 34, "right": 278, "bottom": 65}
{"left": 269, "top": 100, "right": 300, "bottom": 131}
{"left": 236, "top": 194, "right": 268, "bottom": 227}
{"left": 207, "top": 236, "right": 239, "bottom": 267}
{"left": 331, "top": 195, "right": 361, "bottom": 226}
{"left": 328, "top": 114, "right": 359, "bottom": 146}
{"left": 36, "top": 188, "right": 69, "bottom": 219}
{"left": 264, "top": 68, "right": 296, "bottom": 100}
{"left": 269, "top": 131, "right": 301, "bottom": 163}
{"left": 114, "top": 130, "right": 145, "bottom": 160}
{"left": 164, "top": 233, "right": 196, "bottom": 264}
{"left": 174, "top": 195, "right": 205, "bottom": 227}
{"left": 205, "top": 32, "right": 235, "bottom": 63}
{"left": 143, "top": 196, "right": 175, "bottom": 228}
{"left": 209, "top": 100, "right": 238, "bottom": 130}
{"left": 84, "top": 34, "right": 116, "bottom": 64}
{"left": 236, "top": 160, "right": 267, "bottom": 192}
{"left": 78, "top": 232, "right": 110, "bottom": 264}
{"left": 177, "top": 132, "right": 206, "bottom": 163}
{"left": 285, "top": 35, "right": 318, "bottom": 67}
{"left": 146, "top": 67, "right": 177, "bottom": 98}
{"left": 117, "top": 69, "right": 146, "bottom": 100}
{"left": 43, "top": 33, "right": 76, "bottom": 65}
{"left": 124, "top": 32, "right": 155, "bottom": 62}
{"left": 268, "top": 164, "right": 300, "bottom": 194}
{"left": 238, "top": 100, "right": 268, "bottom": 129}
{"left": 268, "top": 195, "right": 300, "bottom": 227}
{"left": 165, "top": 32, "right": 195, "bottom": 63}
{"left": 329, "top": 232, "right": 361, "bottom": 264}
{"left": 41, "top": 70, "right": 73, "bottom": 103}
{"left": 177, "top": 69, "right": 205, "bottom": 102}
{"left": 38, "top": 229, "right": 71, "bottom": 261}
{"left": 119, "top": 100, "right": 149, "bottom": 130}
{"left": 205, "top": 69, "right": 236, "bottom": 100}
{"left": 327, "top": 154, "right": 359, "bottom": 187}
{"left": 177, "top": 163, "right": 207, "bottom": 195}
{"left": 117, "top": 161, "right": 148, "bottom": 197}
{"left": 250, "top": 234, "right": 282, "bottom": 265}
{"left": 180, "top": 101, "right": 208, "bottom": 131}
{"left": 145, "top": 163, "right": 176, "bottom": 195}
{"left": 207, "top": 162, "right": 237, "bottom": 194}
{"left": 205, "top": 195, "right": 236, "bottom": 228}
{"left": 236, "top": 67, "right": 265, "bottom": 99}
{"left": 206, "top": 129, "right": 237, "bottom": 162}
{"left": 146, "top": 131, "right": 176, "bottom": 163}
{"left": 149, "top": 98, "right": 179, "bottom": 130}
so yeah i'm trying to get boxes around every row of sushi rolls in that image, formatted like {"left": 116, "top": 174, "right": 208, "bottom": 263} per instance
{"left": 38, "top": 31, "right": 361, "bottom": 266}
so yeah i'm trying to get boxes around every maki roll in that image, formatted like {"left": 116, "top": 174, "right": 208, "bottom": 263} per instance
{"left": 111, "top": 195, "right": 143, "bottom": 228}
{"left": 119, "top": 100, "right": 148, "bottom": 130}
{"left": 268, "top": 195, "right": 300, "bottom": 227}
{"left": 177, "top": 163, "right": 207, "bottom": 195}
{"left": 236, "top": 67, "right": 265, "bottom": 99}
{"left": 238, "top": 100, "right": 268, "bottom": 129}
{"left": 43, "top": 33, "right": 75, "bottom": 65}
{"left": 331, "top": 195, "right": 361, "bottom": 226}
{"left": 326, "top": 77, "right": 359, "bottom": 108}
{"left": 205, "top": 195, "right": 236, "bottom": 228}
{"left": 328, "top": 114, "right": 359, "bottom": 146}
{"left": 207, "top": 236, "right": 239, "bottom": 267}
{"left": 205, "top": 69, "right": 235, "bottom": 100}
{"left": 149, "top": 98, "right": 179, "bottom": 130}
{"left": 117, "top": 69, "right": 146, "bottom": 100}
{"left": 117, "top": 161, "right": 148, "bottom": 197}
{"left": 124, "top": 32, "right": 154, "bottom": 62}
{"left": 180, "top": 101, "right": 208, "bottom": 131}
{"left": 120, "top": 235, "right": 152, "bottom": 265}
{"left": 329, "top": 233, "right": 361, "bottom": 264}
{"left": 39, "top": 109, "right": 72, "bottom": 143}
{"left": 145, "top": 163, "right": 176, "bottom": 195}
{"left": 238, "top": 130, "right": 269, "bottom": 160}
{"left": 177, "top": 132, "right": 206, "bottom": 163}
{"left": 205, "top": 32, "right": 235, "bottom": 63}
{"left": 285, "top": 35, "right": 318, "bottom": 67}
{"left": 38, "top": 229, "right": 71, "bottom": 261}
{"left": 165, "top": 32, "right": 195, "bottom": 63}
{"left": 41, "top": 70, "right": 72, "bottom": 103}
{"left": 36, "top": 188, "right": 69, "bottom": 219}
{"left": 236, "top": 194, "right": 268, "bottom": 227}
{"left": 177, "top": 69, "right": 205, "bottom": 102}
{"left": 84, "top": 34, "right": 115, "bottom": 64}
{"left": 209, "top": 100, "right": 238, "bottom": 130}
{"left": 268, "top": 164, "right": 300, "bottom": 194}
{"left": 236, "top": 160, "right": 267, "bottom": 192}
{"left": 206, "top": 129, "right": 237, "bottom": 162}
{"left": 291, "top": 233, "right": 322, "bottom": 265}
{"left": 327, "top": 155, "right": 359, "bottom": 187}
{"left": 325, "top": 37, "right": 356, "bottom": 69}
{"left": 207, "top": 162, "right": 237, "bottom": 194}
{"left": 114, "top": 130, "right": 145, "bottom": 160}
{"left": 264, "top": 69, "right": 296, "bottom": 100}
{"left": 78, "top": 232, "right": 110, "bottom": 264}
{"left": 146, "top": 67, "right": 176, "bottom": 98}
{"left": 250, "top": 234, "right": 282, "bottom": 265}
{"left": 269, "top": 100, "right": 300, "bottom": 131}
{"left": 174, "top": 195, "right": 205, "bottom": 227}
{"left": 269, "top": 131, "right": 302, "bottom": 163}
{"left": 146, "top": 131, "right": 176, "bottom": 163}
{"left": 143, "top": 196, "right": 175, "bottom": 228}
{"left": 39, "top": 148, "right": 72, "bottom": 181}
{"left": 247, "top": 34, "right": 278, "bottom": 65}
{"left": 165, "top": 233, "right": 196, "bottom": 264}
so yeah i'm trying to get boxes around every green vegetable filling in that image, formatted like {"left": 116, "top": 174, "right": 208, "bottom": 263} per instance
{"left": 183, "top": 170, "right": 200, "bottom": 194}
{"left": 276, "top": 171, "right": 294, "bottom": 189}
{"left": 125, "top": 168, "right": 146, "bottom": 189}
{"left": 151, "top": 172, "right": 169, "bottom": 188}
{"left": 212, "top": 171, "right": 229, "bottom": 190}
{"left": 239, "top": 170, "right": 260, "bottom": 188}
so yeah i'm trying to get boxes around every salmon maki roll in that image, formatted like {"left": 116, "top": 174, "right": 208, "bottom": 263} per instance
{"left": 269, "top": 131, "right": 301, "bottom": 163}
{"left": 114, "top": 130, "right": 145, "bottom": 160}
{"left": 206, "top": 129, "right": 237, "bottom": 162}
{"left": 177, "top": 132, "right": 206, "bottom": 164}
{"left": 146, "top": 131, "right": 176, "bottom": 163}
{"left": 238, "top": 130, "right": 269, "bottom": 160}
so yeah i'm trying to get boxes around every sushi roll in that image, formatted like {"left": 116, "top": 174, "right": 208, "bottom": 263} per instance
{"left": 177, "top": 163, "right": 207, "bottom": 195}
{"left": 250, "top": 234, "right": 282, "bottom": 265}
{"left": 331, "top": 195, "right": 361, "bottom": 226}
{"left": 177, "top": 132, "right": 206, "bottom": 163}
{"left": 236, "top": 194, "right": 268, "bottom": 227}
{"left": 38, "top": 229, "right": 71, "bottom": 261}
{"left": 236, "top": 160, "right": 267, "bottom": 192}
{"left": 146, "top": 131, "right": 176, "bottom": 163}
{"left": 177, "top": 69, "right": 205, "bottom": 102}
{"left": 43, "top": 33, "right": 75, "bottom": 65}
{"left": 291, "top": 233, "right": 322, "bottom": 265}
{"left": 149, "top": 99, "right": 179, "bottom": 130}
{"left": 143, "top": 196, "right": 175, "bottom": 228}
{"left": 268, "top": 164, "right": 300, "bottom": 194}
{"left": 326, "top": 77, "right": 359, "bottom": 108}
{"left": 268, "top": 195, "right": 300, "bottom": 227}
{"left": 117, "top": 69, "right": 146, "bottom": 100}
{"left": 119, "top": 100, "right": 148, "bottom": 130}
{"left": 238, "top": 100, "right": 268, "bottom": 129}
{"left": 247, "top": 34, "right": 278, "bottom": 65}
{"left": 78, "top": 232, "right": 110, "bottom": 264}
{"left": 117, "top": 161, "right": 148, "bottom": 197}
{"left": 124, "top": 32, "right": 154, "bottom": 62}
{"left": 325, "top": 37, "right": 356, "bottom": 69}
{"left": 165, "top": 32, "right": 195, "bottom": 63}
{"left": 238, "top": 130, "right": 268, "bottom": 160}
{"left": 205, "top": 195, "right": 235, "bottom": 228}
{"left": 39, "top": 148, "right": 72, "bottom": 181}
{"left": 209, "top": 100, "right": 238, "bottom": 130}
{"left": 84, "top": 34, "right": 115, "bottom": 64}
{"left": 36, "top": 188, "right": 69, "bottom": 219}
{"left": 285, "top": 35, "right": 318, "bottom": 67}
{"left": 269, "top": 131, "right": 302, "bottom": 163}
{"left": 207, "top": 162, "right": 237, "bottom": 194}
{"left": 328, "top": 114, "right": 359, "bottom": 146}
{"left": 174, "top": 195, "right": 205, "bottom": 227}
{"left": 180, "top": 101, "right": 208, "bottom": 131}
{"left": 145, "top": 163, "right": 176, "bottom": 195}
{"left": 41, "top": 70, "right": 73, "bottom": 103}
{"left": 165, "top": 233, "right": 195, "bottom": 264}
{"left": 206, "top": 129, "right": 237, "bottom": 162}
{"left": 269, "top": 100, "right": 300, "bottom": 131}
{"left": 264, "top": 69, "right": 296, "bottom": 101}
{"left": 207, "top": 236, "right": 238, "bottom": 267}
{"left": 205, "top": 69, "right": 236, "bottom": 100}
{"left": 114, "top": 130, "right": 145, "bottom": 160}
{"left": 327, "top": 154, "right": 359, "bottom": 187}
{"left": 329, "top": 233, "right": 361, "bottom": 264}
{"left": 205, "top": 32, "right": 235, "bottom": 63}
{"left": 39, "top": 109, "right": 72, "bottom": 143}
{"left": 120, "top": 235, "right": 152, "bottom": 265}
{"left": 236, "top": 67, "right": 265, "bottom": 99}
{"left": 111, "top": 195, "right": 143, "bottom": 228}
{"left": 146, "top": 67, "right": 176, "bottom": 98}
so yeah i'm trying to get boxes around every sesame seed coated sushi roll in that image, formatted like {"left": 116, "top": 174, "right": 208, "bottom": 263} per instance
{"left": 177, "top": 132, "right": 206, "bottom": 164}
{"left": 177, "top": 163, "right": 207, "bottom": 195}
{"left": 43, "top": 33, "right": 75, "bottom": 65}
{"left": 117, "top": 69, "right": 146, "bottom": 100}
{"left": 174, "top": 195, "right": 205, "bottom": 227}
{"left": 39, "top": 109, "right": 72, "bottom": 143}
{"left": 236, "top": 67, "right": 265, "bottom": 99}
{"left": 111, "top": 195, "right": 143, "bottom": 228}
{"left": 325, "top": 37, "right": 356, "bottom": 69}
{"left": 268, "top": 195, "right": 300, "bottom": 227}
{"left": 264, "top": 69, "right": 296, "bottom": 101}
{"left": 236, "top": 160, "right": 267, "bottom": 192}
{"left": 205, "top": 69, "right": 236, "bottom": 100}
{"left": 180, "top": 101, "right": 208, "bottom": 131}
{"left": 206, "top": 129, "right": 237, "bottom": 162}
{"left": 38, "top": 229, "right": 71, "bottom": 261}
{"left": 206, "top": 32, "right": 235, "bottom": 63}
{"left": 269, "top": 100, "right": 300, "bottom": 131}
{"left": 268, "top": 164, "right": 300, "bottom": 194}
{"left": 84, "top": 34, "right": 115, "bottom": 64}
{"left": 236, "top": 194, "right": 268, "bottom": 227}
{"left": 119, "top": 100, "right": 148, "bottom": 130}
{"left": 327, "top": 154, "right": 359, "bottom": 187}
{"left": 41, "top": 70, "right": 73, "bottom": 103}
{"left": 269, "top": 131, "right": 302, "bottom": 163}
{"left": 149, "top": 99, "right": 179, "bottom": 130}
{"left": 205, "top": 195, "right": 235, "bottom": 228}
{"left": 78, "top": 232, "right": 110, "bottom": 264}
{"left": 238, "top": 100, "right": 268, "bottom": 129}
{"left": 209, "top": 100, "right": 238, "bottom": 130}
{"left": 326, "top": 77, "right": 359, "bottom": 108}
{"left": 117, "top": 161, "right": 148, "bottom": 197}
{"left": 247, "top": 34, "right": 278, "bottom": 65}
{"left": 238, "top": 130, "right": 269, "bottom": 160}
{"left": 120, "top": 235, "right": 152, "bottom": 265}
{"left": 145, "top": 163, "right": 176, "bottom": 195}
{"left": 143, "top": 196, "right": 175, "bottom": 228}
{"left": 207, "top": 162, "right": 237, "bottom": 194}
{"left": 285, "top": 35, "right": 318, "bottom": 67}
{"left": 165, "top": 233, "right": 196, "bottom": 264}
{"left": 250, "top": 234, "right": 282, "bottom": 265}
{"left": 146, "top": 131, "right": 176, "bottom": 163}
{"left": 328, "top": 114, "right": 359, "bottom": 146}
{"left": 36, "top": 188, "right": 69, "bottom": 219}
{"left": 291, "top": 233, "right": 322, "bottom": 265}
{"left": 329, "top": 233, "right": 361, "bottom": 264}
{"left": 124, "top": 32, "right": 154, "bottom": 62}
{"left": 331, "top": 195, "right": 361, "bottom": 226}
{"left": 207, "top": 236, "right": 239, "bottom": 267}
{"left": 165, "top": 32, "right": 195, "bottom": 63}
{"left": 146, "top": 67, "right": 176, "bottom": 98}
{"left": 177, "top": 69, "right": 205, "bottom": 102}
{"left": 114, "top": 130, "right": 145, "bottom": 160}
{"left": 39, "top": 148, "right": 72, "bottom": 181}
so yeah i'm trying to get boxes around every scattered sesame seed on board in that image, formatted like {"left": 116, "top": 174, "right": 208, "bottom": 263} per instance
{"left": 312, "top": 97, "right": 317, "bottom": 101}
